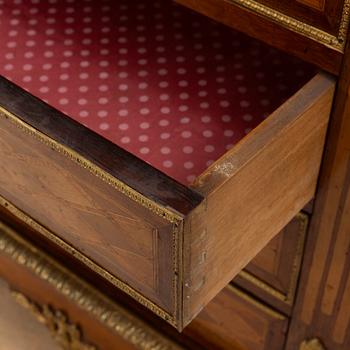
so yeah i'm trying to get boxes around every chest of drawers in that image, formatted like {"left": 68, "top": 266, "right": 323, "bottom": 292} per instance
{"left": 0, "top": 0, "right": 349, "bottom": 349}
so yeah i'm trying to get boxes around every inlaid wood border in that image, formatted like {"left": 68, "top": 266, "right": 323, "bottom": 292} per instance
{"left": 0, "top": 103, "right": 186, "bottom": 328}
{"left": 0, "top": 194, "right": 178, "bottom": 327}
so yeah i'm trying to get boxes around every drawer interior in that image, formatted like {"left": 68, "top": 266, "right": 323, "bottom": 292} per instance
{"left": 0, "top": 0, "right": 316, "bottom": 186}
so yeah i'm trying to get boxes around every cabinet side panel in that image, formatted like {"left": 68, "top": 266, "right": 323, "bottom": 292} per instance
{"left": 286, "top": 36, "right": 350, "bottom": 350}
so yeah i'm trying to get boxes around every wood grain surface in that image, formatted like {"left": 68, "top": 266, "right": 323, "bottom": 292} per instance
{"left": 183, "top": 73, "right": 335, "bottom": 325}
{"left": 0, "top": 115, "right": 177, "bottom": 314}
{"left": 285, "top": 30, "right": 350, "bottom": 350}
{"left": 296, "top": 0, "right": 326, "bottom": 11}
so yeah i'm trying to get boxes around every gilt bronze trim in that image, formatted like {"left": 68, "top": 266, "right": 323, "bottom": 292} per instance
{"left": 300, "top": 338, "right": 326, "bottom": 350}
{"left": 231, "top": 0, "right": 350, "bottom": 52}
{"left": 12, "top": 291, "right": 96, "bottom": 350}
{"left": 0, "top": 199, "right": 178, "bottom": 327}
{"left": 0, "top": 104, "right": 183, "bottom": 328}
{"left": 0, "top": 221, "right": 183, "bottom": 350}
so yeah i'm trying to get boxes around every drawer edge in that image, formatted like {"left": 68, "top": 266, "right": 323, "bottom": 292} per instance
{"left": 183, "top": 73, "right": 336, "bottom": 325}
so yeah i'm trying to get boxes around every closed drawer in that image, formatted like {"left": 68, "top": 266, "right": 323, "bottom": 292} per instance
{"left": 175, "top": 0, "right": 349, "bottom": 74}
{"left": 0, "top": 221, "right": 183, "bottom": 350}
{"left": 0, "top": 0, "right": 335, "bottom": 330}
{"left": 234, "top": 213, "right": 308, "bottom": 312}
{"left": 185, "top": 285, "right": 288, "bottom": 350}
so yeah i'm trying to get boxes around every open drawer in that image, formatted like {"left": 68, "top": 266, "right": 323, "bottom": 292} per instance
{"left": 0, "top": 0, "right": 335, "bottom": 330}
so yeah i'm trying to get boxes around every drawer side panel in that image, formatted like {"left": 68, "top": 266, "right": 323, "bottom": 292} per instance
{"left": 183, "top": 73, "right": 335, "bottom": 324}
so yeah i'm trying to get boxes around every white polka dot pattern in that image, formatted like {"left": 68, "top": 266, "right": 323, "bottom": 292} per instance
{"left": 0, "top": 0, "right": 315, "bottom": 185}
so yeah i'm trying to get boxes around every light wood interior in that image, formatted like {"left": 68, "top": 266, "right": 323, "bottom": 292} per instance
{"left": 183, "top": 73, "right": 335, "bottom": 326}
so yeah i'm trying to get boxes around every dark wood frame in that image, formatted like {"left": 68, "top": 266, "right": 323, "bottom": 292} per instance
{"left": 175, "top": 0, "right": 345, "bottom": 74}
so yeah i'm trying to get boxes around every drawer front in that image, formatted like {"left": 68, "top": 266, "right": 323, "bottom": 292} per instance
{"left": 0, "top": 279, "right": 60, "bottom": 350}
{"left": 0, "top": 107, "right": 176, "bottom": 319}
{"left": 234, "top": 213, "right": 308, "bottom": 312}
{"left": 185, "top": 286, "right": 288, "bottom": 350}
{"left": 0, "top": 221, "right": 183, "bottom": 350}
{"left": 236, "top": 0, "right": 347, "bottom": 41}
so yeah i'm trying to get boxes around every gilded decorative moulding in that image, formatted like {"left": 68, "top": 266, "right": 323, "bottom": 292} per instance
{"left": 12, "top": 291, "right": 96, "bottom": 350}
{"left": 0, "top": 194, "right": 176, "bottom": 327}
{"left": 0, "top": 222, "right": 183, "bottom": 350}
{"left": 300, "top": 338, "right": 326, "bottom": 350}
{"left": 238, "top": 213, "right": 308, "bottom": 305}
{"left": 230, "top": 0, "right": 350, "bottom": 52}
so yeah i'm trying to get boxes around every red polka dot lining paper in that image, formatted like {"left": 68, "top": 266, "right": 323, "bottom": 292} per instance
{"left": 0, "top": 0, "right": 316, "bottom": 186}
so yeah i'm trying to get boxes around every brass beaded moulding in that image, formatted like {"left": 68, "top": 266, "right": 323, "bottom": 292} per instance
{"left": 231, "top": 0, "right": 350, "bottom": 52}
{"left": 0, "top": 106, "right": 184, "bottom": 328}
{"left": 0, "top": 221, "right": 184, "bottom": 350}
